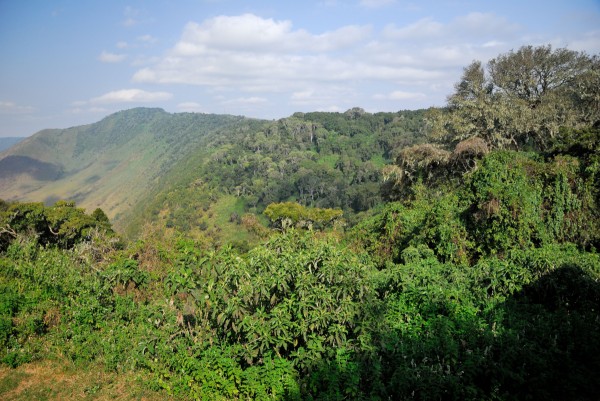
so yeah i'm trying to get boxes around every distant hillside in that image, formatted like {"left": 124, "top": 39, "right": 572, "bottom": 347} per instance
{"left": 0, "top": 107, "right": 427, "bottom": 238}
{"left": 0, "top": 108, "right": 253, "bottom": 229}
{"left": 0, "top": 137, "right": 24, "bottom": 152}
{"left": 126, "top": 107, "right": 427, "bottom": 239}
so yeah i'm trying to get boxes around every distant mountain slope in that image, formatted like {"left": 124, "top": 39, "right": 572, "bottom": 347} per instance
{"left": 0, "top": 108, "right": 254, "bottom": 228}
{"left": 0, "top": 137, "right": 25, "bottom": 152}
{"left": 0, "top": 107, "right": 428, "bottom": 238}
{"left": 125, "top": 108, "right": 427, "bottom": 238}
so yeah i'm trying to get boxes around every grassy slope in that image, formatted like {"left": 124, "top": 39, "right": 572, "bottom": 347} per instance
{"left": 0, "top": 108, "right": 253, "bottom": 230}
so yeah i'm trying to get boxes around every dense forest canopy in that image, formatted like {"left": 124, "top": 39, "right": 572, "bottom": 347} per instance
{"left": 1, "top": 44, "right": 599, "bottom": 400}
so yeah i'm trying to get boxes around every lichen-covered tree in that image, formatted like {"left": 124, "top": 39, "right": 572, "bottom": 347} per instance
{"left": 431, "top": 45, "right": 599, "bottom": 151}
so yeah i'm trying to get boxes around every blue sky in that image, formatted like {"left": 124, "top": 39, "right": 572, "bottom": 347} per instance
{"left": 1, "top": 0, "right": 599, "bottom": 137}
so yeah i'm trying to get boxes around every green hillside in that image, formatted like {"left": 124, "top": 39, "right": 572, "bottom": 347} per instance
{"left": 0, "top": 105, "right": 426, "bottom": 242}
{"left": 0, "top": 108, "right": 251, "bottom": 229}
{"left": 126, "top": 107, "right": 426, "bottom": 240}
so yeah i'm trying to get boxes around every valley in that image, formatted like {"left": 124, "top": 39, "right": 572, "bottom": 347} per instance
{"left": 1, "top": 44, "right": 599, "bottom": 400}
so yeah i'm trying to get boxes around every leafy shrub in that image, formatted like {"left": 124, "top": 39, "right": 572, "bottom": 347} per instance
{"left": 0, "top": 200, "right": 115, "bottom": 251}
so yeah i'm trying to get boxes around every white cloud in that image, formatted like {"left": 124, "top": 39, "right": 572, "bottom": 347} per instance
{"left": 131, "top": 14, "right": 377, "bottom": 93}
{"left": 132, "top": 12, "right": 516, "bottom": 99}
{"left": 176, "top": 14, "right": 294, "bottom": 53}
{"left": 359, "top": 0, "right": 396, "bottom": 8}
{"left": 453, "top": 12, "right": 519, "bottom": 36}
{"left": 116, "top": 41, "right": 128, "bottom": 49}
{"left": 290, "top": 86, "right": 357, "bottom": 110}
{"left": 177, "top": 102, "right": 205, "bottom": 112}
{"left": 383, "top": 12, "right": 519, "bottom": 42}
{"left": 90, "top": 89, "right": 173, "bottom": 104}
{"left": 137, "top": 34, "right": 157, "bottom": 44}
{"left": 291, "top": 90, "right": 315, "bottom": 102}
{"left": 170, "top": 15, "right": 370, "bottom": 55}
{"left": 98, "top": 51, "right": 127, "bottom": 63}
{"left": 482, "top": 40, "right": 506, "bottom": 48}
{"left": 383, "top": 18, "right": 443, "bottom": 39}
{"left": 222, "top": 96, "right": 267, "bottom": 105}
{"left": 568, "top": 30, "right": 600, "bottom": 53}
{"left": 317, "top": 105, "right": 343, "bottom": 112}
{"left": 373, "top": 91, "right": 426, "bottom": 100}
{"left": 0, "top": 101, "right": 35, "bottom": 114}
{"left": 127, "top": 11, "right": 558, "bottom": 113}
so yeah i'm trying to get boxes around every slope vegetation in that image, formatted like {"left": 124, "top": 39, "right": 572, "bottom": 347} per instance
{"left": 126, "top": 108, "right": 426, "bottom": 239}
{"left": 0, "top": 108, "right": 250, "bottom": 229}
{"left": 0, "top": 107, "right": 426, "bottom": 239}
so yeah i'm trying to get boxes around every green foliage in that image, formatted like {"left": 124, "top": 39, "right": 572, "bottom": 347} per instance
{"left": 464, "top": 151, "right": 548, "bottom": 254}
{"left": 0, "top": 200, "right": 115, "bottom": 251}
{"left": 362, "top": 146, "right": 599, "bottom": 267}
{"left": 129, "top": 109, "right": 426, "bottom": 239}
{"left": 352, "top": 187, "right": 471, "bottom": 266}
{"left": 2, "top": 172, "right": 600, "bottom": 399}
{"left": 102, "top": 258, "right": 149, "bottom": 291}
{"left": 264, "top": 202, "right": 343, "bottom": 230}
{"left": 431, "top": 45, "right": 599, "bottom": 151}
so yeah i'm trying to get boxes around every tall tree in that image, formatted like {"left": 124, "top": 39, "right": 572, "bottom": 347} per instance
{"left": 431, "top": 45, "right": 598, "bottom": 150}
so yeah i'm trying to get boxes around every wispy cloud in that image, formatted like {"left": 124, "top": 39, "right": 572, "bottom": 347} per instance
{"left": 569, "top": 30, "right": 600, "bottom": 53}
{"left": 221, "top": 96, "right": 267, "bottom": 105}
{"left": 69, "top": 106, "right": 110, "bottom": 114}
{"left": 121, "top": 6, "right": 153, "bottom": 27}
{"left": 90, "top": 89, "right": 173, "bottom": 104}
{"left": 122, "top": 6, "right": 140, "bottom": 27}
{"left": 0, "top": 101, "right": 35, "bottom": 114}
{"left": 373, "top": 91, "right": 426, "bottom": 100}
{"left": 98, "top": 51, "right": 127, "bottom": 63}
{"left": 383, "top": 12, "right": 520, "bottom": 43}
{"left": 177, "top": 102, "right": 205, "bottom": 112}
{"left": 137, "top": 34, "right": 157, "bottom": 44}
{"left": 382, "top": 18, "right": 443, "bottom": 39}
{"left": 68, "top": 89, "right": 172, "bottom": 115}
{"left": 359, "top": 0, "right": 396, "bottom": 8}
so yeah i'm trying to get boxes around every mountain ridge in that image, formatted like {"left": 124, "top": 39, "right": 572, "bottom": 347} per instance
{"left": 0, "top": 107, "right": 427, "bottom": 238}
{"left": 0, "top": 107, "right": 256, "bottom": 228}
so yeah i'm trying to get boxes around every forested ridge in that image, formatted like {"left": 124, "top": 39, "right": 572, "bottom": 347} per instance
{"left": 124, "top": 107, "right": 426, "bottom": 240}
{"left": 1, "top": 45, "right": 599, "bottom": 400}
